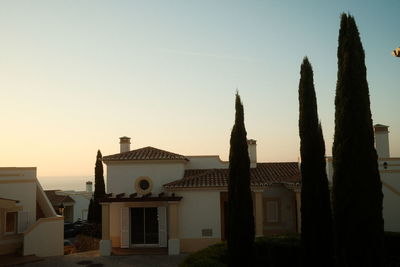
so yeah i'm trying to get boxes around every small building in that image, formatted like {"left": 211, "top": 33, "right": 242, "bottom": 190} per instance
{"left": 45, "top": 182, "right": 93, "bottom": 223}
{"left": 99, "top": 137, "right": 301, "bottom": 256}
{"left": 0, "top": 167, "right": 63, "bottom": 257}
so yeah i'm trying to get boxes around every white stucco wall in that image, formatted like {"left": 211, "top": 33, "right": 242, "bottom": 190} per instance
{"left": 23, "top": 217, "right": 64, "bottom": 257}
{"left": 178, "top": 191, "right": 221, "bottom": 239}
{"left": 109, "top": 203, "right": 123, "bottom": 245}
{"left": 375, "top": 132, "right": 390, "bottom": 158}
{"left": 71, "top": 194, "right": 90, "bottom": 221}
{"left": 185, "top": 156, "right": 228, "bottom": 170}
{"left": 380, "top": 159, "right": 400, "bottom": 232}
{"left": 106, "top": 161, "right": 185, "bottom": 195}
{"left": 0, "top": 168, "right": 38, "bottom": 227}
{"left": 57, "top": 192, "right": 91, "bottom": 222}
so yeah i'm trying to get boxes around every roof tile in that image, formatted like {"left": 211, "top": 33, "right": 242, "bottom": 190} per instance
{"left": 163, "top": 162, "right": 301, "bottom": 189}
{"left": 103, "top": 146, "right": 188, "bottom": 162}
{"left": 44, "top": 190, "right": 75, "bottom": 205}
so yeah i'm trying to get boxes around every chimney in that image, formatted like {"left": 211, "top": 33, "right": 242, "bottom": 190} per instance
{"left": 374, "top": 124, "right": 390, "bottom": 158}
{"left": 86, "top": 181, "right": 93, "bottom": 193}
{"left": 247, "top": 139, "right": 257, "bottom": 168}
{"left": 119, "top": 136, "right": 131, "bottom": 153}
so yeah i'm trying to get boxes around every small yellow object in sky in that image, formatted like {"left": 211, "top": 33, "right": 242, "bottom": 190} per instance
{"left": 392, "top": 47, "right": 400, "bottom": 57}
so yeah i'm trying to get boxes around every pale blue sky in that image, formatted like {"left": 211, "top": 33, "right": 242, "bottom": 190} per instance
{"left": 0, "top": 1, "right": 399, "bottom": 176}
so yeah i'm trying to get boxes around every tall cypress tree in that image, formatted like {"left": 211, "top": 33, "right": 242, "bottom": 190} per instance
{"left": 333, "top": 14, "right": 383, "bottom": 266}
{"left": 227, "top": 93, "right": 254, "bottom": 267}
{"left": 298, "top": 57, "right": 333, "bottom": 266}
{"left": 92, "top": 150, "right": 106, "bottom": 224}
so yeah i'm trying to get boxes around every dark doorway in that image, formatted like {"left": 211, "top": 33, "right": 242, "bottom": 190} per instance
{"left": 131, "top": 207, "right": 159, "bottom": 245}
{"left": 220, "top": 192, "right": 228, "bottom": 240}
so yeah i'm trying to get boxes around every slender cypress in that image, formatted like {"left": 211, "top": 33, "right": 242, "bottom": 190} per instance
{"left": 87, "top": 198, "right": 94, "bottom": 222}
{"left": 92, "top": 150, "right": 106, "bottom": 224}
{"left": 94, "top": 150, "right": 106, "bottom": 200}
{"left": 227, "top": 93, "right": 254, "bottom": 267}
{"left": 298, "top": 57, "right": 333, "bottom": 266}
{"left": 333, "top": 14, "right": 383, "bottom": 267}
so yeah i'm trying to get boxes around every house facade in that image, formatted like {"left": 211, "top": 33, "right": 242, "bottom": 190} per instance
{"left": 99, "top": 124, "right": 400, "bottom": 256}
{"left": 45, "top": 181, "right": 93, "bottom": 223}
{"left": 0, "top": 167, "right": 63, "bottom": 257}
{"left": 99, "top": 137, "right": 301, "bottom": 256}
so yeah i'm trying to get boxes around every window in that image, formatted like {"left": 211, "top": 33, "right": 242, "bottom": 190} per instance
{"left": 264, "top": 199, "right": 280, "bottom": 224}
{"left": 5, "top": 212, "right": 17, "bottom": 234}
{"left": 134, "top": 176, "right": 153, "bottom": 195}
{"left": 139, "top": 180, "right": 150, "bottom": 191}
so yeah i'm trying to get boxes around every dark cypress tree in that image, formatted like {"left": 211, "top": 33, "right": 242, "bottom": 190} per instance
{"left": 333, "top": 14, "right": 383, "bottom": 267}
{"left": 87, "top": 198, "right": 94, "bottom": 222}
{"left": 298, "top": 57, "right": 333, "bottom": 266}
{"left": 93, "top": 150, "right": 106, "bottom": 224}
{"left": 94, "top": 150, "right": 106, "bottom": 200}
{"left": 227, "top": 93, "right": 254, "bottom": 267}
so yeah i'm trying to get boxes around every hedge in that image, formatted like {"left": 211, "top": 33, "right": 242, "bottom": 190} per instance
{"left": 180, "top": 232, "right": 400, "bottom": 267}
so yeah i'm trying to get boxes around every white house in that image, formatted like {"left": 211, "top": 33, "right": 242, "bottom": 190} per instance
{"left": 99, "top": 124, "right": 400, "bottom": 256}
{"left": 45, "top": 181, "right": 93, "bottom": 223}
{"left": 0, "top": 167, "right": 63, "bottom": 257}
{"left": 99, "top": 137, "right": 301, "bottom": 256}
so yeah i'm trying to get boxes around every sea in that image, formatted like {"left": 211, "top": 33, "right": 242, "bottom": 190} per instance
{"left": 38, "top": 176, "right": 95, "bottom": 191}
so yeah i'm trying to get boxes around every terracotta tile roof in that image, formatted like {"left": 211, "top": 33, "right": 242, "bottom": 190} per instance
{"left": 44, "top": 190, "right": 75, "bottom": 206}
{"left": 103, "top": 146, "right": 189, "bottom": 162}
{"left": 163, "top": 162, "right": 301, "bottom": 189}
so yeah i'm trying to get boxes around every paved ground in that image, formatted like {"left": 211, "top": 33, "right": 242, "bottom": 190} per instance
{"left": 21, "top": 251, "right": 187, "bottom": 267}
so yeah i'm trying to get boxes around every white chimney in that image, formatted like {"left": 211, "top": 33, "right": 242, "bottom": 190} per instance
{"left": 119, "top": 136, "right": 131, "bottom": 153}
{"left": 86, "top": 181, "right": 93, "bottom": 193}
{"left": 374, "top": 124, "right": 390, "bottom": 158}
{"left": 247, "top": 139, "right": 257, "bottom": 168}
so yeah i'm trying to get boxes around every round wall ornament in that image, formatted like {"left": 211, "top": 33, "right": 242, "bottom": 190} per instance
{"left": 135, "top": 176, "right": 153, "bottom": 195}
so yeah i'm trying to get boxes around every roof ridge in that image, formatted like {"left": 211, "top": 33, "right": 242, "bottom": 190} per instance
{"left": 103, "top": 146, "right": 188, "bottom": 162}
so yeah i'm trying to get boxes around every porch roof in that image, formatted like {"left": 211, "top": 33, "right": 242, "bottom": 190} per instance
{"left": 99, "top": 195, "right": 182, "bottom": 203}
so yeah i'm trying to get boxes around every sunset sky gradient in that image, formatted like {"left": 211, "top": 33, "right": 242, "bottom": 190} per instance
{"left": 1, "top": 1, "right": 399, "bottom": 180}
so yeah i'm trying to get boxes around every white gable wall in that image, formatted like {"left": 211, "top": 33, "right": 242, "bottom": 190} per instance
{"left": 106, "top": 161, "right": 185, "bottom": 195}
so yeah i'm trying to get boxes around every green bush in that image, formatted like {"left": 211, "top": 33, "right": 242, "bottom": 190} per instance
{"left": 180, "top": 233, "right": 400, "bottom": 267}
{"left": 179, "top": 243, "right": 227, "bottom": 267}
{"left": 180, "top": 235, "right": 300, "bottom": 267}
{"left": 254, "top": 235, "right": 300, "bottom": 267}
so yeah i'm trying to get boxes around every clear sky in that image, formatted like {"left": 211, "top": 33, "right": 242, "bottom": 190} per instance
{"left": 1, "top": 0, "right": 399, "bottom": 177}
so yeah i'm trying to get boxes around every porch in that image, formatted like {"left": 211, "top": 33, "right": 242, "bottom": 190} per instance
{"left": 99, "top": 195, "right": 182, "bottom": 256}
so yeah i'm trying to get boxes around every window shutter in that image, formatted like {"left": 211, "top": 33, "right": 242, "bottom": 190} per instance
{"left": 158, "top": 207, "right": 167, "bottom": 247}
{"left": 120, "top": 207, "right": 129, "bottom": 248}
{"left": 266, "top": 201, "right": 279, "bottom": 223}
{"left": 18, "top": 211, "right": 29, "bottom": 233}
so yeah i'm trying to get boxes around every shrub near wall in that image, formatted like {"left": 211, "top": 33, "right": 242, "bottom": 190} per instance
{"left": 180, "top": 235, "right": 300, "bottom": 267}
{"left": 180, "top": 233, "right": 400, "bottom": 267}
